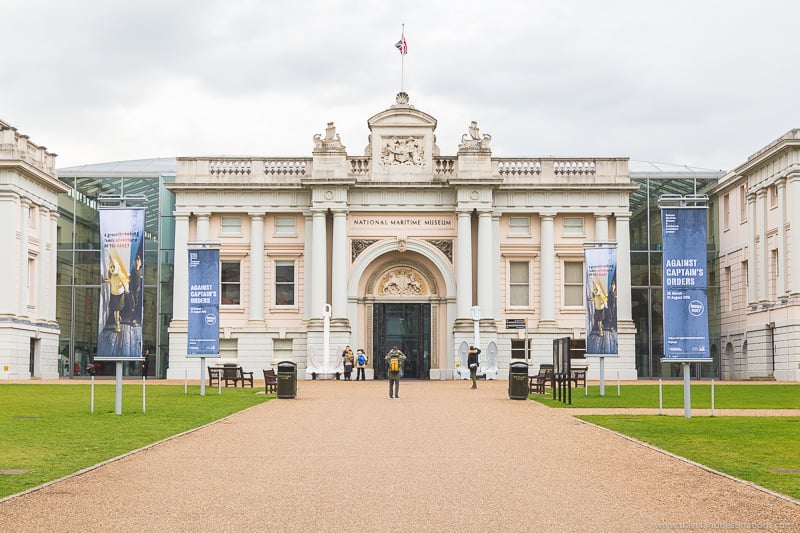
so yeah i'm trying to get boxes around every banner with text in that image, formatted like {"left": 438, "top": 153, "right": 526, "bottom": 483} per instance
{"left": 96, "top": 208, "right": 145, "bottom": 359}
{"left": 187, "top": 248, "right": 220, "bottom": 357}
{"left": 661, "top": 207, "right": 710, "bottom": 359}
{"left": 584, "top": 247, "right": 618, "bottom": 356}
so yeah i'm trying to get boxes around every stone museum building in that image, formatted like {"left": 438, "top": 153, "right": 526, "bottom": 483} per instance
{"left": 3, "top": 96, "right": 798, "bottom": 382}
{"left": 166, "top": 93, "right": 637, "bottom": 381}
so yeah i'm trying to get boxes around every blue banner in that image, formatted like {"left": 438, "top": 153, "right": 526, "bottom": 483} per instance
{"left": 661, "top": 207, "right": 710, "bottom": 359}
{"left": 584, "top": 247, "right": 618, "bottom": 356}
{"left": 96, "top": 208, "right": 145, "bottom": 359}
{"left": 187, "top": 248, "right": 220, "bottom": 357}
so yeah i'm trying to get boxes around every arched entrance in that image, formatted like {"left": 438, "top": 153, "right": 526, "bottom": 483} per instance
{"left": 373, "top": 302, "right": 430, "bottom": 379}
{"left": 365, "top": 261, "right": 440, "bottom": 380}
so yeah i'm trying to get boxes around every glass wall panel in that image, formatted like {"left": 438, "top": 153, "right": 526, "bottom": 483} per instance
{"left": 56, "top": 251, "right": 74, "bottom": 285}
{"left": 74, "top": 251, "right": 101, "bottom": 285}
{"left": 631, "top": 252, "right": 649, "bottom": 287}
{"left": 632, "top": 288, "right": 649, "bottom": 377}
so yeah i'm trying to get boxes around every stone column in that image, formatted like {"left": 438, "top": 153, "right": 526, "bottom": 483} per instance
{"left": 331, "top": 209, "right": 347, "bottom": 317}
{"left": 456, "top": 210, "right": 473, "bottom": 318}
{"left": 172, "top": 213, "right": 190, "bottom": 321}
{"left": 492, "top": 214, "right": 502, "bottom": 319}
{"left": 249, "top": 213, "right": 265, "bottom": 320}
{"left": 595, "top": 215, "right": 609, "bottom": 241}
{"left": 477, "top": 209, "right": 493, "bottom": 318}
{"left": 777, "top": 179, "right": 787, "bottom": 295}
{"left": 539, "top": 214, "right": 555, "bottom": 322}
{"left": 615, "top": 214, "right": 632, "bottom": 322}
{"left": 49, "top": 210, "right": 59, "bottom": 321}
{"left": 757, "top": 189, "right": 768, "bottom": 303}
{"left": 303, "top": 213, "right": 313, "bottom": 319}
{"left": 788, "top": 176, "right": 800, "bottom": 295}
{"left": 747, "top": 192, "right": 757, "bottom": 303}
{"left": 195, "top": 213, "right": 210, "bottom": 242}
{"left": 311, "top": 209, "right": 327, "bottom": 318}
{"left": 18, "top": 198, "right": 30, "bottom": 316}
{"left": 38, "top": 207, "right": 50, "bottom": 318}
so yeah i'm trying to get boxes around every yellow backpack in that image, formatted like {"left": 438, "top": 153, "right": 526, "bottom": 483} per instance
{"left": 389, "top": 356, "right": 399, "bottom": 373}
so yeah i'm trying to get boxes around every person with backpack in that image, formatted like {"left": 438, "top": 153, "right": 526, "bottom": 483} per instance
{"left": 355, "top": 348, "right": 368, "bottom": 381}
{"left": 384, "top": 345, "right": 407, "bottom": 399}
{"left": 468, "top": 345, "right": 481, "bottom": 389}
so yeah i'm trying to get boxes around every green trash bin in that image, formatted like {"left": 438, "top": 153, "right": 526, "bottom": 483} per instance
{"left": 277, "top": 360, "right": 297, "bottom": 399}
{"left": 508, "top": 361, "right": 529, "bottom": 400}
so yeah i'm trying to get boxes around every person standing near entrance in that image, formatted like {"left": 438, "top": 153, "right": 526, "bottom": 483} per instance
{"left": 385, "top": 345, "right": 407, "bottom": 399}
{"left": 468, "top": 345, "right": 481, "bottom": 389}
{"left": 342, "top": 346, "right": 355, "bottom": 380}
{"left": 355, "top": 348, "right": 368, "bottom": 381}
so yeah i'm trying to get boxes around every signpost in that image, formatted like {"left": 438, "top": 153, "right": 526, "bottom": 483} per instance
{"left": 94, "top": 195, "right": 147, "bottom": 415}
{"left": 659, "top": 194, "right": 711, "bottom": 418}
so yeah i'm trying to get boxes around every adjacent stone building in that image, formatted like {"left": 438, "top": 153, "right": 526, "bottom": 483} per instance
{"left": 713, "top": 130, "right": 800, "bottom": 381}
{"left": 0, "top": 119, "right": 68, "bottom": 379}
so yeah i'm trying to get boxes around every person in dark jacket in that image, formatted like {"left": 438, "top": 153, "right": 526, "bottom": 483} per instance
{"left": 468, "top": 345, "right": 481, "bottom": 389}
{"left": 384, "top": 346, "right": 407, "bottom": 399}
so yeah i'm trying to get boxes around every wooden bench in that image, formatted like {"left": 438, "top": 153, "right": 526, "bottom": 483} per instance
{"left": 570, "top": 366, "right": 588, "bottom": 388}
{"left": 208, "top": 366, "right": 222, "bottom": 387}
{"left": 221, "top": 365, "right": 254, "bottom": 388}
{"left": 529, "top": 364, "right": 553, "bottom": 394}
{"left": 263, "top": 369, "right": 277, "bottom": 393}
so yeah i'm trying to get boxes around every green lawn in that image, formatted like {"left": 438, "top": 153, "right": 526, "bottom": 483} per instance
{"left": 530, "top": 383, "right": 800, "bottom": 409}
{"left": 0, "top": 384, "right": 269, "bottom": 499}
{"left": 529, "top": 383, "right": 800, "bottom": 501}
{"left": 578, "top": 415, "right": 800, "bottom": 501}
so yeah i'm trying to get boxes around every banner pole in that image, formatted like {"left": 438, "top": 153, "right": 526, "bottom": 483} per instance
{"left": 683, "top": 362, "right": 692, "bottom": 419}
{"left": 115, "top": 361, "right": 123, "bottom": 415}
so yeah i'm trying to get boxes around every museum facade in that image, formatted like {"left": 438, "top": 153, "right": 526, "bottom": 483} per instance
{"left": 165, "top": 93, "right": 638, "bottom": 380}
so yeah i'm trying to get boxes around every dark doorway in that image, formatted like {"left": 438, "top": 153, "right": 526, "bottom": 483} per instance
{"left": 373, "top": 303, "right": 430, "bottom": 379}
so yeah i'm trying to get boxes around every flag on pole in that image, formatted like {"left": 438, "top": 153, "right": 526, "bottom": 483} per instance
{"left": 395, "top": 35, "right": 408, "bottom": 55}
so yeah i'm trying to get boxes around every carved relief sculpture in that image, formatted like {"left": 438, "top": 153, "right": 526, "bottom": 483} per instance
{"left": 378, "top": 268, "right": 428, "bottom": 296}
{"left": 380, "top": 136, "right": 424, "bottom": 166}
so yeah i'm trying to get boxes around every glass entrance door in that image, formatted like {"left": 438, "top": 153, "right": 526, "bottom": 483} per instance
{"left": 373, "top": 303, "right": 431, "bottom": 379}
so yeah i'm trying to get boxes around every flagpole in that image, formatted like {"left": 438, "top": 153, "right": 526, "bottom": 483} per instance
{"left": 400, "top": 23, "right": 405, "bottom": 92}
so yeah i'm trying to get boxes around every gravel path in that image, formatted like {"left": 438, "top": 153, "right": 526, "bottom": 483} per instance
{"left": 1, "top": 379, "right": 799, "bottom": 532}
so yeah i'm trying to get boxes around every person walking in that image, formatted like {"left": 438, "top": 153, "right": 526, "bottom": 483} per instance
{"left": 467, "top": 345, "right": 481, "bottom": 389}
{"left": 342, "top": 346, "right": 355, "bottom": 380}
{"left": 355, "top": 348, "right": 368, "bottom": 381}
{"left": 384, "top": 345, "right": 407, "bottom": 399}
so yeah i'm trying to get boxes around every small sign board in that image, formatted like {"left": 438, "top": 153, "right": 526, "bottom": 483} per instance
{"left": 505, "top": 318, "right": 527, "bottom": 330}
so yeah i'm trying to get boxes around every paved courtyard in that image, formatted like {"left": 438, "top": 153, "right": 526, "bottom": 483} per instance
{"left": 1, "top": 379, "right": 798, "bottom": 532}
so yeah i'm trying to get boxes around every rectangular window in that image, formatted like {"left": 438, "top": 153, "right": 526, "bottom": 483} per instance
{"left": 221, "top": 216, "right": 241, "bottom": 235}
{"left": 509, "top": 261, "right": 530, "bottom": 307}
{"left": 724, "top": 266, "right": 732, "bottom": 311}
{"left": 739, "top": 185, "right": 747, "bottom": 222}
{"left": 219, "top": 338, "right": 237, "bottom": 359}
{"left": 221, "top": 261, "right": 241, "bottom": 305}
{"left": 510, "top": 339, "right": 528, "bottom": 360}
{"left": 742, "top": 260, "right": 749, "bottom": 302}
{"left": 275, "top": 216, "right": 296, "bottom": 236}
{"left": 769, "top": 185, "right": 778, "bottom": 208}
{"left": 28, "top": 257, "right": 36, "bottom": 305}
{"left": 508, "top": 217, "right": 530, "bottom": 236}
{"left": 770, "top": 249, "right": 779, "bottom": 299}
{"left": 273, "top": 339, "right": 293, "bottom": 361}
{"left": 563, "top": 261, "right": 584, "bottom": 307}
{"left": 723, "top": 193, "right": 730, "bottom": 229}
{"left": 275, "top": 260, "right": 295, "bottom": 306}
{"left": 563, "top": 217, "right": 584, "bottom": 236}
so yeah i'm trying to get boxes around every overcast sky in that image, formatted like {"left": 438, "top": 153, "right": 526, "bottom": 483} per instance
{"left": 3, "top": 0, "right": 798, "bottom": 170}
